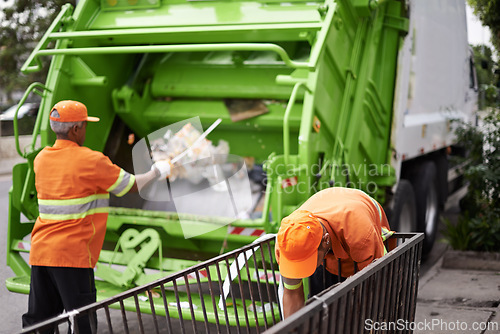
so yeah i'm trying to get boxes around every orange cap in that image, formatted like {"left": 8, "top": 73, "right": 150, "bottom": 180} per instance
{"left": 277, "top": 210, "right": 323, "bottom": 279}
{"left": 49, "top": 100, "right": 100, "bottom": 123}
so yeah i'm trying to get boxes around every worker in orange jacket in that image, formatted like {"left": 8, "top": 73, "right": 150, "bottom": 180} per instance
{"left": 275, "top": 187, "right": 394, "bottom": 318}
{"left": 22, "top": 100, "right": 171, "bottom": 332}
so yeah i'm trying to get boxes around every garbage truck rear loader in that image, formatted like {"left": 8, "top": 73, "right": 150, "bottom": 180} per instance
{"left": 6, "top": 0, "right": 476, "bottom": 302}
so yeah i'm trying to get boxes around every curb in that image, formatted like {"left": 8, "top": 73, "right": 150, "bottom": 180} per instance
{"left": 442, "top": 250, "right": 500, "bottom": 271}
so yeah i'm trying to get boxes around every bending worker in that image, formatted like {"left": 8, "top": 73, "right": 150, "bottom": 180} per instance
{"left": 275, "top": 187, "right": 394, "bottom": 318}
{"left": 22, "top": 100, "right": 171, "bottom": 332}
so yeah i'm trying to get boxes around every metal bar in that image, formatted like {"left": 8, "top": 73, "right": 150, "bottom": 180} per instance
{"left": 214, "top": 262, "right": 231, "bottom": 333}
{"left": 160, "top": 284, "right": 174, "bottom": 334}
{"left": 265, "top": 239, "right": 283, "bottom": 321}
{"left": 12, "top": 82, "right": 51, "bottom": 157}
{"left": 377, "top": 265, "right": 388, "bottom": 324}
{"left": 133, "top": 294, "right": 145, "bottom": 334}
{"left": 248, "top": 247, "right": 264, "bottom": 331}
{"left": 308, "top": 310, "right": 319, "bottom": 334}
{"left": 146, "top": 289, "right": 160, "bottom": 334}
{"left": 104, "top": 305, "right": 114, "bottom": 334}
{"left": 73, "top": 317, "right": 80, "bottom": 334}
{"left": 283, "top": 82, "right": 309, "bottom": 165}
{"left": 308, "top": 0, "right": 337, "bottom": 69}
{"left": 195, "top": 269, "right": 211, "bottom": 334}
{"left": 32, "top": 43, "right": 310, "bottom": 70}
{"left": 336, "top": 295, "right": 346, "bottom": 334}
{"left": 318, "top": 301, "right": 328, "bottom": 334}
{"left": 352, "top": 281, "right": 363, "bottom": 334}
{"left": 397, "top": 250, "right": 409, "bottom": 328}
{"left": 405, "top": 248, "right": 416, "bottom": 334}
{"left": 88, "top": 310, "right": 97, "bottom": 334}
{"left": 393, "top": 257, "right": 403, "bottom": 323}
{"left": 119, "top": 300, "right": 130, "bottom": 334}
{"left": 408, "top": 243, "right": 422, "bottom": 325}
{"left": 331, "top": 19, "right": 368, "bottom": 165}
{"left": 48, "top": 22, "right": 322, "bottom": 40}
{"left": 172, "top": 279, "right": 187, "bottom": 334}
{"left": 370, "top": 270, "right": 381, "bottom": 327}
{"left": 362, "top": 276, "right": 373, "bottom": 332}
{"left": 204, "top": 264, "right": 221, "bottom": 333}
{"left": 408, "top": 244, "right": 418, "bottom": 324}
{"left": 395, "top": 255, "right": 405, "bottom": 323}
{"left": 234, "top": 253, "right": 252, "bottom": 334}
{"left": 344, "top": 290, "right": 353, "bottom": 334}
{"left": 259, "top": 243, "right": 277, "bottom": 326}
{"left": 225, "top": 257, "right": 242, "bottom": 333}
{"left": 383, "top": 261, "right": 395, "bottom": 322}
{"left": 183, "top": 275, "right": 199, "bottom": 333}
{"left": 327, "top": 296, "right": 338, "bottom": 333}
{"left": 401, "top": 247, "right": 412, "bottom": 332}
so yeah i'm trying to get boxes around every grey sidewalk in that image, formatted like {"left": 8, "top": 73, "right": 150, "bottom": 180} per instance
{"left": 415, "top": 250, "right": 500, "bottom": 334}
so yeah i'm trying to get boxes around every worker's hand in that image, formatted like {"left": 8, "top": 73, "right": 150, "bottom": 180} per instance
{"left": 151, "top": 159, "right": 172, "bottom": 180}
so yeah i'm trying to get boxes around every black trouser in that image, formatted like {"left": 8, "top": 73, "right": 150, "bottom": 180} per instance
{"left": 22, "top": 266, "right": 97, "bottom": 334}
{"left": 309, "top": 264, "right": 345, "bottom": 298}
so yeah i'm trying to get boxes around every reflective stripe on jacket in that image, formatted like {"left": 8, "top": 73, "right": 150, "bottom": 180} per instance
{"left": 30, "top": 139, "right": 135, "bottom": 268}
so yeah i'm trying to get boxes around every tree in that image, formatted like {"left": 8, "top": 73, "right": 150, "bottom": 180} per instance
{"left": 472, "top": 44, "right": 499, "bottom": 108}
{"left": 0, "top": 0, "right": 76, "bottom": 105}
{"left": 467, "top": 0, "right": 500, "bottom": 55}
{"left": 442, "top": 109, "right": 500, "bottom": 251}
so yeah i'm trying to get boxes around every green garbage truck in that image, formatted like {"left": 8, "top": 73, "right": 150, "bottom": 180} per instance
{"left": 6, "top": 0, "right": 476, "bottom": 302}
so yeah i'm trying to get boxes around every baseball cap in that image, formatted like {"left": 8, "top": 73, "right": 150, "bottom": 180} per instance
{"left": 277, "top": 210, "right": 323, "bottom": 279}
{"left": 49, "top": 100, "right": 100, "bottom": 123}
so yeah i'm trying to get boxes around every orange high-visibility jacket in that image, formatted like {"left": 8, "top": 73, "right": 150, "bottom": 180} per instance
{"left": 296, "top": 187, "right": 393, "bottom": 277}
{"left": 29, "top": 139, "right": 135, "bottom": 268}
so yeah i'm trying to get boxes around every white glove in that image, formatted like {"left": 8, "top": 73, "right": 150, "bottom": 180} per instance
{"left": 151, "top": 160, "right": 172, "bottom": 180}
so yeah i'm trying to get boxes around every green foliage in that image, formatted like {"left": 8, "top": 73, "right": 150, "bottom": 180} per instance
{"left": 471, "top": 45, "right": 499, "bottom": 109}
{"left": 468, "top": 0, "right": 500, "bottom": 54}
{"left": 443, "top": 209, "right": 500, "bottom": 252}
{"left": 473, "top": 45, "right": 496, "bottom": 85}
{"left": 441, "top": 217, "right": 471, "bottom": 251}
{"left": 0, "top": 0, "right": 76, "bottom": 104}
{"left": 443, "top": 109, "right": 500, "bottom": 252}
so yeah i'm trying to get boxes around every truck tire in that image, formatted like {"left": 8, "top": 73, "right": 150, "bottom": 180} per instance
{"left": 388, "top": 180, "right": 417, "bottom": 233}
{"left": 410, "top": 161, "right": 440, "bottom": 254}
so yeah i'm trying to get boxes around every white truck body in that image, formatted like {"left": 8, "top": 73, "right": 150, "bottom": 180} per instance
{"left": 392, "top": 0, "right": 477, "bottom": 178}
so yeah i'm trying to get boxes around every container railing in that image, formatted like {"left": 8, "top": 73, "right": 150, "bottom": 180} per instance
{"left": 264, "top": 232, "right": 424, "bottom": 334}
{"left": 20, "top": 234, "right": 281, "bottom": 334}
{"left": 20, "top": 233, "right": 423, "bottom": 334}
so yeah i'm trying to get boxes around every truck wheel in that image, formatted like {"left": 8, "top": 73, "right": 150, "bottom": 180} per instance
{"left": 410, "top": 161, "right": 440, "bottom": 254}
{"left": 388, "top": 180, "right": 417, "bottom": 233}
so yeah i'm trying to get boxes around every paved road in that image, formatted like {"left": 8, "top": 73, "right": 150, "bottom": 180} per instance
{"left": 0, "top": 174, "right": 458, "bottom": 334}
